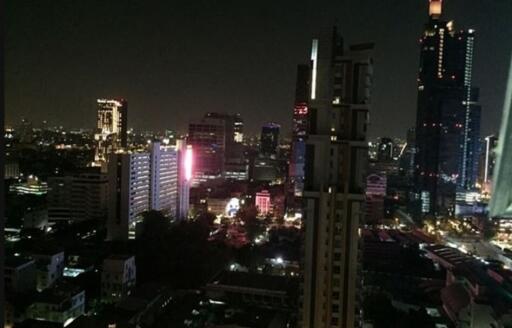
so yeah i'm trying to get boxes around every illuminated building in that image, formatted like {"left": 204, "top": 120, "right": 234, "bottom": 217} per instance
{"left": 47, "top": 170, "right": 108, "bottom": 222}
{"left": 9, "top": 175, "right": 48, "bottom": 195}
{"left": 260, "top": 123, "right": 280, "bottom": 157}
{"left": 149, "top": 142, "right": 178, "bottom": 217}
{"left": 107, "top": 152, "right": 151, "bottom": 240}
{"left": 177, "top": 140, "right": 192, "bottom": 219}
{"left": 301, "top": 27, "right": 373, "bottom": 328}
{"left": 94, "top": 98, "right": 128, "bottom": 167}
{"left": 366, "top": 174, "right": 387, "bottom": 225}
{"left": 255, "top": 190, "right": 271, "bottom": 216}
{"left": 101, "top": 255, "right": 136, "bottom": 302}
{"left": 478, "top": 135, "right": 497, "bottom": 194}
{"left": 107, "top": 142, "right": 179, "bottom": 240}
{"left": 289, "top": 64, "right": 310, "bottom": 202}
{"left": 414, "top": 1, "right": 481, "bottom": 215}
{"left": 187, "top": 115, "right": 226, "bottom": 185}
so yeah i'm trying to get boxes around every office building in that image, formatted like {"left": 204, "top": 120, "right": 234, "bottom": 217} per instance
{"left": 9, "top": 175, "right": 48, "bottom": 195}
{"left": 260, "top": 123, "right": 280, "bottom": 157}
{"left": 414, "top": 0, "right": 481, "bottom": 215}
{"left": 107, "top": 152, "right": 151, "bottom": 240}
{"left": 94, "top": 98, "right": 128, "bottom": 166}
{"left": 289, "top": 64, "right": 311, "bottom": 201}
{"left": 47, "top": 170, "right": 108, "bottom": 222}
{"left": 366, "top": 174, "right": 387, "bottom": 225}
{"left": 187, "top": 115, "right": 226, "bottom": 185}
{"left": 101, "top": 255, "right": 136, "bottom": 302}
{"left": 149, "top": 142, "right": 178, "bottom": 217}
{"left": 107, "top": 142, "right": 180, "bottom": 240}
{"left": 301, "top": 27, "right": 373, "bottom": 328}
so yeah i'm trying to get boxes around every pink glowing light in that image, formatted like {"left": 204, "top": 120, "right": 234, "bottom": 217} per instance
{"left": 184, "top": 146, "right": 193, "bottom": 181}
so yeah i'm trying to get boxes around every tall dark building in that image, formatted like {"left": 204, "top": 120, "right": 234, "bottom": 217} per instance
{"left": 289, "top": 65, "right": 311, "bottom": 199}
{"left": 301, "top": 27, "right": 373, "bottom": 328}
{"left": 260, "top": 123, "right": 280, "bottom": 157}
{"left": 414, "top": 0, "right": 481, "bottom": 215}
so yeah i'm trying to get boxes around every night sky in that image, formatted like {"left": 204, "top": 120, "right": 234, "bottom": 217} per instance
{"left": 6, "top": 0, "right": 512, "bottom": 138}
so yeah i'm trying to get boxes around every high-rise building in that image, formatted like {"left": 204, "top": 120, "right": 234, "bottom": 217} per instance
{"left": 289, "top": 64, "right": 311, "bottom": 199}
{"left": 47, "top": 169, "right": 108, "bottom": 222}
{"left": 94, "top": 99, "right": 128, "bottom": 166}
{"left": 260, "top": 123, "right": 280, "bottom": 157}
{"left": 149, "top": 142, "right": 178, "bottom": 217}
{"left": 107, "top": 152, "right": 151, "bottom": 240}
{"left": 414, "top": 1, "right": 481, "bottom": 215}
{"left": 366, "top": 174, "right": 387, "bottom": 225}
{"left": 106, "top": 141, "right": 179, "bottom": 240}
{"left": 301, "top": 27, "right": 373, "bottom": 328}
{"left": 188, "top": 113, "right": 246, "bottom": 185}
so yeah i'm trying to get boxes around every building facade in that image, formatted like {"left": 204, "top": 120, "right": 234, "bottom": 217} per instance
{"left": 301, "top": 27, "right": 373, "bottom": 328}
{"left": 94, "top": 98, "right": 128, "bottom": 166}
{"left": 414, "top": 0, "right": 482, "bottom": 215}
{"left": 47, "top": 170, "right": 108, "bottom": 222}
{"left": 107, "top": 142, "right": 180, "bottom": 240}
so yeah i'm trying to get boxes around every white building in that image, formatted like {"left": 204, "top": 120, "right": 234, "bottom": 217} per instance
{"left": 149, "top": 142, "right": 178, "bottom": 217}
{"left": 107, "top": 142, "right": 180, "bottom": 240}
{"left": 101, "top": 255, "right": 136, "bottom": 302}
{"left": 107, "top": 152, "right": 151, "bottom": 240}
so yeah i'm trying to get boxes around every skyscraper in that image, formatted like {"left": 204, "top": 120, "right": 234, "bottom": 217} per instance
{"left": 301, "top": 27, "right": 373, "bottom": 328}
{"left": 188, "top": 113, "right": 245, "bottom": 185}
{"left": 260, "top": 123, "right": 280, "bottom": 157}
{"left": 289, "top": 64, "right": 311, "bottom": 199}
{"left": 414, "top": 0, "right": 481, "bottom": 215}
{"left": 107, "top": 142, "right": 179, "bottom": 240}
{"left": 94, "top": 99, "right": 128, "bottom": 166}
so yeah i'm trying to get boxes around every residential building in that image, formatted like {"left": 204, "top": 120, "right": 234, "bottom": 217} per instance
{"left": 301, "top": 27, "right": 373, "bottom": 328}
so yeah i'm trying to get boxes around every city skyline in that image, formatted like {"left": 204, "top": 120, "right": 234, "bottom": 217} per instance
{"left": 6, "top": 0, "right": 512, "bottom": 137}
